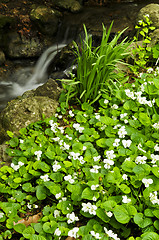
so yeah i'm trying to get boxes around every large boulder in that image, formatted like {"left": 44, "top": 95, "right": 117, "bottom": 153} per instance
{"left": 54, "top": 0, "right": 82, "bottom": 13}
{"left": 30, "top": 6, "right": 60, "bottom": 36}
{"left": 4, "top": 32, "right": 48, "bottom": 58}
{"left": 0, "top": 79, "right": 62, "bottom": 142}
{"left": 0, "top": 96, "right": 58, "bottom": 135}
{"left": 137, "top": 4, "right": 159, "bottom": 28}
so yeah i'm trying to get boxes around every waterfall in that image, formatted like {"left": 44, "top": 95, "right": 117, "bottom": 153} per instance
{"left": 10, "top": 43, "right": 66, "bottom": 98}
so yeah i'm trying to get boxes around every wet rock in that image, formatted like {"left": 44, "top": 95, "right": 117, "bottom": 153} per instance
{"left": 0, "top": 144, "right": 11, "bottom": 165}
{"left": 30, "top": 5, "right": 60, "bottom": 36}
{"left": 4, "top": 32, "right": 48, "bottom": 58}
{"left": 0, "top": 96, "right": 59, "bottom": 135}
{"left": 0, "top": 14, "right": 14, "bottom": 29}
{"left": 149, "top": 29, "right": 159, "bottom": 46}
{"left": 34, "top": 78, "right": 62, "bottom": 100}
{"left": 137, "top": 4, "right": 159, "bottom": 28}
{"left": 0, "top": 50, "right": 5, "bottom": 65}
{"left": 54, "top": 0, "right": 82, "bottom": 13}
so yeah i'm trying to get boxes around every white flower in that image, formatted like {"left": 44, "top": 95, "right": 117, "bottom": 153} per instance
{"left": 152, "top": 122, "right": 159, "bottom": 129}
{"left": 69, "top": 152, "right": 80, "bottom": 160}
{"left": 149, "top": 191, "right": 159, "bottom": 205}
{"left": 69, "top": 110, "right": 74, "bottom": 117}
{"left": 95, "top": 113, "right": 100, "bottom": 120}
{"left": 52, "top": 162, "right": 61, "bottom": 172}
{"left": 66, "top": 135, "right": 72, "bottom": 140}
{"left": 19, "top": 139, "right": 24, "bottom": 143}
{"left": 73, "top": 123, "right": 84, "bottom": 133}
{"left": 151, "top": 154, "right": 159, "bottom": 164}
{"left": 124, "top": 119, "right": 128, "bottom": 124}
{"left": 68, "top": 227, "right": 79, "bottom": 239}
{"left": 147, "top": 68, "right": 153, "bottom": 74}
{"left": 111, "top": 104, "right": 118, "bottom": 109}
{"left": 91, "top": 184, "right": 99, "bottom": 190}
{"left": 120, "top": 113, "right": 127, "bottom": 119}
{"left": 0, "top": 212, "right": 4, "bottom": 219}
{"left": 67, "top": 212, "right": 79, "bottom": 224}
{"left": 81, "top": 202, "right": 97, "bottom": 215}
{"left": 104, "top": 227, "right": 120, "bottom": 240}
{"left": 52, "top": 137, "right": 60, "bottom": 142}
{"left": 125, "top": 89, "right": 136, "bottom": 100}
{"left": 90, "top": 231, "right": 101, "bottom": 239}
{"left": 55, "top": 193, "right": 61, "bottom": 199}
{"left": 27, "top": 203, "right": 32, "bottom": 209}
{"left": 142, "top": 178, "right": 153, "bottom": 188}
{"left": 103, "top": 159, "right": 114, "bottom": 169}
{"left": 63, "top": 142, "right": 70, "bottom": 150}
{"left": 135, "top": 156, "right": 147, "bottom": 164}
{"left": 118, "top": 126, "right": 127, "bottom": 138}
{"left": 64, "top": 175, "right": 75, "bottom": 184}
{"left": 18, "top": 161, "right": 24, "bottom": 167}
{"left": 122, "top": 174, "right": 128, "bottom": 180}
{"left": 34, "top": 150, "right": 42, "bottom": 161}
{"left": 106, "top": 211, "right": 113, "bottom": 217}
{"left": 122, "top": 139, "right": 132, "bottom": 148}
{"left": 138, "top": 143, "right": 146, "bottom": 153}
{"left": 104, "top": 99, "right": 109, "bottom": 104}
{"left": 92, "top": 196, "right": 97, "bottom": 201}
{"left": 154, "top": 144, "right": 159, "bottom": 151}
{"left": 106, "top": 150, "right": 116, "bottom": 159}
{"left": 113, "top": 139, "right": 120, "bottom": 147}
{"left": 54, "top": 210, "right": 60, "bottom": 218}
{"left": 83, "top": 146, "right": 87, "bottom": 151}
{"left": 54, "top": 228, "right": 61, "bottom": 236}
{"left": 122, "top": 195, "right": 131, "bottom": 204}
{"left": 90, "top": 165, "right": 101, "bottom": 173}
{"left": 11, "top": 163, "right": 20, "bottom": 171}
{"left": 40, "top": 174, "right": 50, "bottom": 182}
{"left": 93, "top": 156, "right": 101, "bottom": 162}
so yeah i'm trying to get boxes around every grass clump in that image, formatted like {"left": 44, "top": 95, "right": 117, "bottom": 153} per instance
{"left": 64, "top": 22, "right": 131, "bottom": 105}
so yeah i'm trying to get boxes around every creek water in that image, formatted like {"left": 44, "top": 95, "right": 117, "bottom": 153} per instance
{"left": 0, "top": 43, "right": 66, "bottom": 111}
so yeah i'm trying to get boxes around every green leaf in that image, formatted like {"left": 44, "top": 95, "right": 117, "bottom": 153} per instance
{"left": 14, "top": 223, "right": 26, "bottom": 234}
{"left": 119, "top": 184, "right": 131, "bottom": 194}
{"left": 42, "top": 221, "right": 57, "bottom": 234}
{"left": 114, "top": 205, "right": 131, "bottom": 224}
{"left": 36, "top": 185, "right": 47, "bottom": 200}
{"left": 76, "top": 112, "right": 87, "bottom": 123}
{"left": 23, "top": 226, "right": 35, "bottom": 239}
{"left": 134, "top": 213, "right": 152, "bottom": 228}
{"left": 141, "top": 232, "right": 159, "bottom": 240}
{"left": 139, "top": 112, "right": 151, "bottom": 126}
{"left": 82, "top": 187, "right": 94, "bottom": 200}
{"left": 96, "top": 208, "right": 109, "bottom": 223}
{"left": 102, "top": 200, "right": 117, "bottom": 211}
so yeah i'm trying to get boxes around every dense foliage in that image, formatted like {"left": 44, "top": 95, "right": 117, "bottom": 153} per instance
{"left": 1, "top": 17, "right": 159, "bottom": 240}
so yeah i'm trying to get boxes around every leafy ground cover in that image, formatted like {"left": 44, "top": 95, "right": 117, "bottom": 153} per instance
{"left": 1, "top": 16, "right": 159, "bottom": 240}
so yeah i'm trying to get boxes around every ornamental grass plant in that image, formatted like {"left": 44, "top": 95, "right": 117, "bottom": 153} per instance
{"left": 63, "top": 22, "right": 131, "bottom": 105}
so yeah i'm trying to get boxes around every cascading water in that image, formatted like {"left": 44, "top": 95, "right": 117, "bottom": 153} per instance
{"left": 0, "top": 43, "right": 66, "bottom": 111}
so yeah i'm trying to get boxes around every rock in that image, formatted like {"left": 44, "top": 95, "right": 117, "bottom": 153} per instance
{"left": 0, "top": 14, "right": 14, "bottom": 29}
{"left": 30, "top": 6, "right": 59, "bottom": 36}
{"left": 4, "top": 32, "right": 47, "bottom": 58}
{"left": 149, "top": 29, "right": 159, "bottom": 46}
{"left": 34, "top": 78, "right": 62, "bottom": 100}
{"left": 0, "top": 96, "right": 59, "bottom": 135}
{"left": 54, "top": 0, "right": 82, "bottom": 13}
{"left": 0, "top": 144, "right": 11, "bottom": 165}
{"left": 137, "top": 4, "right": 159, "bottom": 28}
{"left": 0, "top": 50, "right": 5, "bottom": 65}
